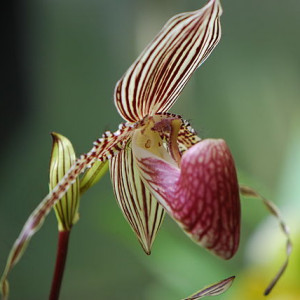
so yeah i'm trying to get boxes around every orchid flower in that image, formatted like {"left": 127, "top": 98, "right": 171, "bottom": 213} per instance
{"left": 111, "top": 0, "right": 235, "bottom": 258}
{"left": 0, "top": 0, "right": 290, "bottom": 298}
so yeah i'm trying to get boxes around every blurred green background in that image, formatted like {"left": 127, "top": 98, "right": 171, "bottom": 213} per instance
{"left": 1, "top": 0, "right": 300, "bottom": 299}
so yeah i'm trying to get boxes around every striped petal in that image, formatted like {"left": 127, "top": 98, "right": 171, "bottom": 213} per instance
{"left": 110, "top": 140, "right": 165, "bottom": 254}
{"left": 0, "top": 123, "right": 135, "bottom": 299}
{"left": 183, "top": 276, "right": 235, "bottom": 299}
{"left": 114, "top": 0, "right": 222, "bottom": 122}
{"left": 133, "top": 138, "right": 240, "bottom": 259}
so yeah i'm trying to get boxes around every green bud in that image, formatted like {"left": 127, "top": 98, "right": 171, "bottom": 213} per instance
{"left": 50, "top": 132, "right": 80, "bottom": 231}
{"left": 80, "top": 160, "right": 109, "bottom": 195}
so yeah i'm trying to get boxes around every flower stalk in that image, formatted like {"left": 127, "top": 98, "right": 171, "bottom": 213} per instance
{"left": 49, "top": 230, "right": 71, "bottom": 300}
{"left": 48, "top": 133, "right": 80, "bottom": 300}
{"left": 47, "top": 133, "right": 110, "bottom": 300}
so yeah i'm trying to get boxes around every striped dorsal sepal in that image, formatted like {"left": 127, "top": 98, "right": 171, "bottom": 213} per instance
{"left": 114, "top": 0, "right": 222, "bottom": 122}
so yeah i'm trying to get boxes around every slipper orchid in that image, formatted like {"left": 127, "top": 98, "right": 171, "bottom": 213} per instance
{"left": 111, "top": 0, "right": 236, "bottom": 257}
{"left": 1, "top": 0, "right": 242, "bottom": 296}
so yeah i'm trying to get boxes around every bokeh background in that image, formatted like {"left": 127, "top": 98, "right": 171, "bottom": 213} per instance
{"left": 1, "top": 0, "right": 300, "bottom": 299}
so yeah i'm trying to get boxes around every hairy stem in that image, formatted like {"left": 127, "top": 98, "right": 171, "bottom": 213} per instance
{"left": 49, "top": 230, "right": 71, "bottom": 300}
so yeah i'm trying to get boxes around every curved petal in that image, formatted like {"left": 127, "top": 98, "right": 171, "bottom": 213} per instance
{"left": 183, "top": 276, "right": 235, "bottom": 299}
{"left": 115, "top": 0, "right": 222, "bottom": 122}
{"left": 0, "top": 123, "right": 134, "bottom": 299}
{"left": 133, "top": 138, "right": 240, "bottom": 259}
{"left": 110, "top": 140, "right": 165, "bottom": 254}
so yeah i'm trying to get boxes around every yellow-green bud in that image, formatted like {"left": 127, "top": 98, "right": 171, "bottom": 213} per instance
{"left": 80, "top": 160, "right": 109, "bottom": 195}
{"left": 49, "top": 132, "right": 80, "bottom": 231}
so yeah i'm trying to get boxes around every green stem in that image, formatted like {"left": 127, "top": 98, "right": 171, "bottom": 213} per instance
{"left": 49, "top": 230, "right": 71, "bottom": 300}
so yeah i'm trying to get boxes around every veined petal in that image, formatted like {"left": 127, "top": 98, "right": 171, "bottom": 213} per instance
{"left": 115, "top": 0, "right": 222, "bottom": 122}
{"left": 183, "top": 276, "right": 235, "bottom": 299}
{"left": 133, "top": 138, "right": 240, "bottom": 259}
{"left": 0, "top": 122, "right": 135, "bottom": 299}
{"left": 110, "top": 140, "right": 165, "bottom": 254}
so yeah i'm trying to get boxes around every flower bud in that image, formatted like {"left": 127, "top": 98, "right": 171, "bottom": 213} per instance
{"left": 50, "top": 132, "right": 80, "bottom": 231}
{"left": 80, "top": 160, "right": 109, "bottom": 195}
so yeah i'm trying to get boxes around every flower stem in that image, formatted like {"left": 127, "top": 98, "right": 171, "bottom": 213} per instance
{"left": 49, "top": 230, "right": 71, "bottom": 300}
